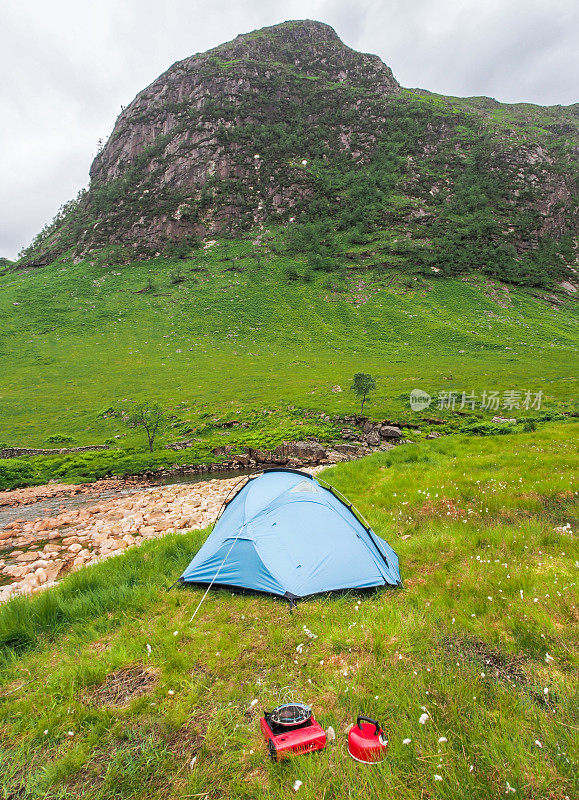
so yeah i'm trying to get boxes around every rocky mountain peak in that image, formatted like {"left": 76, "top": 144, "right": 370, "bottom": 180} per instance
{"left": 228, "top": 19, "right": 342, "bottom": 47}
{"left": 77, "top": 19, "right": 400, "bottom": 252}
{"left": 19, "top": 20, "right": 577, "bottom": 288}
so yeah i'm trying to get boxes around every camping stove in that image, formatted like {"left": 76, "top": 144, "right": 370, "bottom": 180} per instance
{"left": 260, "top": 711, "right": 327, "bottom": 761}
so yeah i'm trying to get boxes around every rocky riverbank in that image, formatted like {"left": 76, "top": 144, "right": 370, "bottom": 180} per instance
{"left": 0, "top": 476, "right": 247, "bottom": 604}
{"left": 0, "top": 463, "right": 341, "bottom": 605}
{"left": 0, "top": 428, "right": 410, "bottom": 604}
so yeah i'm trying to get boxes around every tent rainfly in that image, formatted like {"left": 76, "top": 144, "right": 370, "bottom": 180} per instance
{"left": 179, "top": 468, "right": 401, "bottom": 603}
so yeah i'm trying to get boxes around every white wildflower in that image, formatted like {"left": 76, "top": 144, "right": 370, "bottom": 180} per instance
{"left": 403, "top": 738, "right": 411, "bottom": 744}
{"left": 293, "top": 779, "right": 303, "bottom": 791}
{"left": 506, "top": 780, "right": 516, "bottom": 794}
{"left": 189, "top": 755, "right": 197, "bottom": 769}
{"left": 419, "top": 713, "right": 429, "bottom": 725}
{"left": 434, "top": 774, "right": 443, "bottom": 781}
{"left": 535, "top": 740, "right": 542, "bottom": 748}
{"left": 545, "top": 652, "right": 554, "bottom": 663}
{"left": 146, "top": 643, "right": 152, "bottom": 655}
{"left": 438, "top": 736, "right": 447, "bottom": 743}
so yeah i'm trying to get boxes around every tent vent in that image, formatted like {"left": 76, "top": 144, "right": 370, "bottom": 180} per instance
{"left": 289, "top": 480, "right": 323, "bottom": 494}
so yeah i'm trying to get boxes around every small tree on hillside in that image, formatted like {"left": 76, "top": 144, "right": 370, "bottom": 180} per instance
{"left": 124, "top": 401, "right": 165, "bottom": 452}
{"left": 351, "top": 373, "right": 376, "bottom": 414}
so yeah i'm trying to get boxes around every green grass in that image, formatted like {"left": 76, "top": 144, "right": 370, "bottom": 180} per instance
{"left": 1, "top": 239, "right": 577, "bottom": 453}
{"left": 1, "top": 422, "right": 577, "bottom": 799}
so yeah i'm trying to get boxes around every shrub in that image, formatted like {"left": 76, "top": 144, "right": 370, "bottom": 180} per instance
{"left": 0, "top": 460, "right": 36, "bottom": 491}
{"left": 45, "top": 434, "right": 75, "bottom": 445}
{"left": 461, "top": 421, "right": 515, "bottom": 436}
{"left": 169, "top": 267, "right": 186, "bottom": 285}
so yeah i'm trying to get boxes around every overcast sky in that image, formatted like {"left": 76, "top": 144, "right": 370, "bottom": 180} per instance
{"left": 1, "top": 0, "right": 577, "bottom": 260}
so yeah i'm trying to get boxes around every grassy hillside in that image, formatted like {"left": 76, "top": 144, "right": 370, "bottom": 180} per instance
{"left": 1, "top": 237, "right": 577, "bottom": 454}
{"left": 0, "top": 423, "right": 577, "bottom": 799}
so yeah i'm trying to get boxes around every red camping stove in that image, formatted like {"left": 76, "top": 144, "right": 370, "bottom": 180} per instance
{"left": 260, "top": 711, "right": 326, "bottom": 761}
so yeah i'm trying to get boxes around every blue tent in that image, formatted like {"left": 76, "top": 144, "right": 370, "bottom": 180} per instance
{"left": 180, "top": 469, "right": 401, "bottom": 602}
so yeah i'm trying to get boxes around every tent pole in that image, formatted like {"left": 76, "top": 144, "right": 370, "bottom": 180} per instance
{"left": 317, "top": 477, "right": 391, "bottom": 572}
{"left": 188, "top": 523, "right": 247, "bottom": 622}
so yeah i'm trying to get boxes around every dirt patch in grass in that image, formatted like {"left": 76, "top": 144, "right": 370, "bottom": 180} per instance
{"left": 65, "top": 751, "right": 111, "bottom": 796}
{"left": 90, "top": 665, "right": 159, "bottom": 707}
{"left": 164, "top": 720, "right": 205, "bottom": 759}
{"left": 444, "top": 636, "right": 555, "bottom": 708}
{"left": 189, "top": 661, "right": 214, "bottom": 679}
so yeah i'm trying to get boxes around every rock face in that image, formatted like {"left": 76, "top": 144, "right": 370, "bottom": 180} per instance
{"left": 18, "top": 19, "right": 578, "bottom": 281}
{"left": 33, "top": 20, "right": 399, "bottom": 259}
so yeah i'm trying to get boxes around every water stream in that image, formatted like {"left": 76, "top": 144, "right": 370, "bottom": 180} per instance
{"left": 0, "top": 469, "right": 257, "bottom": 529}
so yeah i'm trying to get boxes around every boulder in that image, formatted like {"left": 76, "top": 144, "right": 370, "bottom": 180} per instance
{"left": 380, "top": 425, "right": 402, "bottom": 439}
{"left": 45, "top": 562, "right": 64, "bottom": 582}
{"left": 20, "top": 574, "right": 40, "bottom": 592}
{"left": 365, "top": 430, "right": 381, "bottom": 446}
{"left": 34, "top": 567, "right": 48, "bottom": 584}
{"left": 248, "top": 448, "right": 273, "bottom": 464}
{"left": 15, "top": 552, "right": 38, "bottom": 563}
{"left": 273, "top": 441, "right": 327, "bottom": 463}
{"left": 332, "top": 443, "right": 373, "bottom": 458}
{"left": 212, "top": 445, "right": 235, "bottom": 457}
{"left": 2, "top": 564, "right": 29, "bottom": 578}
{"left": 61, "top": 536, "right": 80, "bottom": 546}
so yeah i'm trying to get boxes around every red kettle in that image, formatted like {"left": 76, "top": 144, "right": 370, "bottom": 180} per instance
{"left": 348, "top": 716, "right": 388, "bottom": 763}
